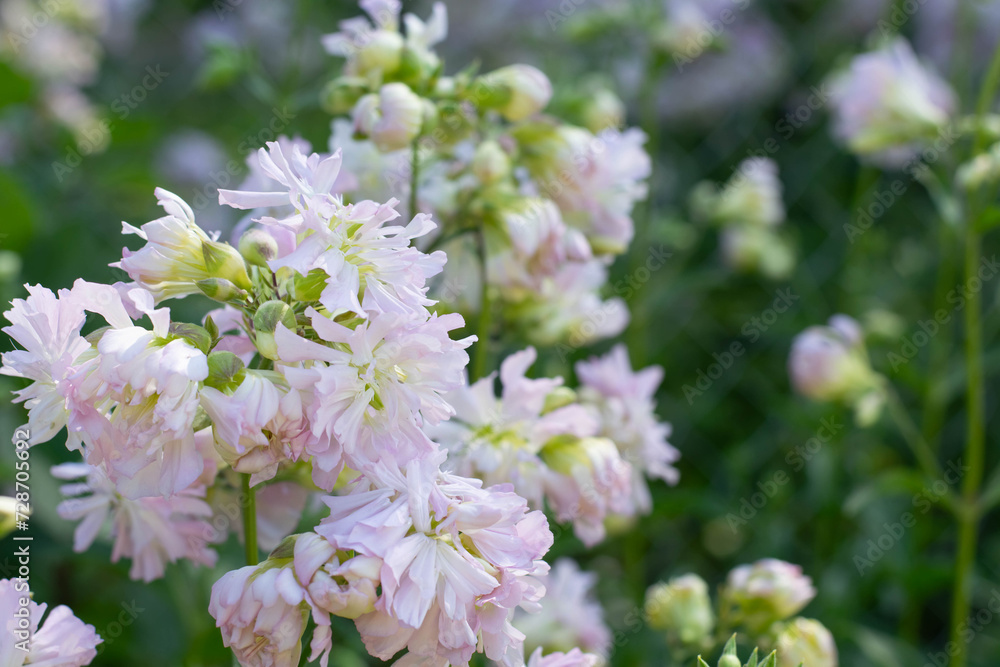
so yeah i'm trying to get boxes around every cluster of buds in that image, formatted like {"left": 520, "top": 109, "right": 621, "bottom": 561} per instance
{"left": 788, "top": 314, "right": 885, "bottom": 426}
{"left": 644, "top": 559, "right": 837, "bottom": 667}
{"left": 690, "top": 158, "right": 795, "bottom": 280}
{"left": 320, "top": 0, "right": 651, "bottom": 347}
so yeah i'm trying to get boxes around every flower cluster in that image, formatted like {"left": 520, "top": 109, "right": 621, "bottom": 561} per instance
{"left": 430, "top": 345, "right": 676, "bottom": 546}
{"left": 319, "top": 0, "right": 650, "bottom": 347}
{"left": 645, "top": 559, "right": 836, "bottom": 666}
{"left": 690, "top": 157, "right": 794, "bottom": 280}
{"left": 0, "top": 2, "right": 680, "bottom": 665}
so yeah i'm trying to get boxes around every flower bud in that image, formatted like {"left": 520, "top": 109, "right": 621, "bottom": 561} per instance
{"left": 718, "top": 656, "right": 742, "bottom": 667}
{"left": 788, "top": 315, "right": 877, "bottom": 403}
{"left": 253, "top": 300, "right": 296, "bottom": 360}
{"left": 775, "top": 618, "right": 838, "bottom": 667}
{"left": 197, "top": 278, "right": 249, "bottom": 304}
{"left": 472, "top": 140, "right": 511, "bottom": 184}
{"left": 582, "top": 89, "right": 625, "bottom": 133}
{"left": 352, "top": 83, "right": 423, "bottom": 152}
{"left": 205, "top": 351, "right": 247, "bottom": 393}
{"left": 542, "top": 386, "right": 577, "bottom": 414}
{"left": 238, "top": 228, "right": 279, "bottom": 267}
{"left": 644, "top": 574, "right": 715, "bottom": 646}
{"left": 202, "top": 240, "right": 253, "bottom": 291}
{"left": 321, "top": 77, "right": 369, "bottom": 116}
{"left": 828, "top": 38, "right": 955, "bottom": 167}
{"left": 724, "top": 559, "right": 816, "bottom": 633}
{"left": 354, "top": 29, "right": 404, "bottom": 77}
{"left": 480, "top": 65, "right": 553, "bottom": 122}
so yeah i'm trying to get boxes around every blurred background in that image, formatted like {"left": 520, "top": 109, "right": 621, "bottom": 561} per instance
{"left": 2, "top": 0, "right": 1000, "bottom": 665}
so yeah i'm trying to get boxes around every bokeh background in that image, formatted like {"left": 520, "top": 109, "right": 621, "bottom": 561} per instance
{"left": 2, "top": 0, "right": 1000, "bottom": 665}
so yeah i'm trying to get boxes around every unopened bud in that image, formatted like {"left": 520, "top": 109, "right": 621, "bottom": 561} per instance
{"left": 197, "top": 278, "right": 248, "bottom": 305}
{"left": 472, "top": 140, "right": 511, "bottom": 185}
{"left": 239, "top": 228, "right": 279, "bottom": 267}
{"left": 253, "top": 300, "right": 296, "bottom": 360}
{"left": 206, "top": 350, "right": 247, "bottom": 393}
{"left": 353, "top": 83, "right": 423, "bottom": 152}
{"left": 775, "top": 618, "right": 838, "bottom": 667}
{"left": 644, "top": 575, "right": 715, "bottom": 646}
{"left": 202, "top": 240, "right": 252, "bottom": 290}
{"left": 354, "top": 30, "right": 404, "bottom": 77}
{"left": 582, "top": 88, "right": 625, "bottom": 133}
{"left": 542, "top": 386, "right": 577, "bottom": 414}
{"left": 719, "top": 656, "right": 742, "bottom": 667}
{"left": 479, "top": 65, "right": 552, "bottom": 122}
{"left": 321, "top": 77, "right": 369, "bottom": 116}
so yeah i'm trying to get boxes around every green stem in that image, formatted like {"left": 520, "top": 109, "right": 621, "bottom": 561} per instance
{"left": 409, "top": 139, "right": 420, "bottom": 220}
{"left": 242, "top": 474, "right": 259, "bottom": 566}
{"left": 947, "top": 38, "right": 1000, "bottom": 667}
{"left": 472, "top": 222, "right": 491, "bottom": 383}
{"left": 885, "top": 387, "right": 947, "bottom": 487}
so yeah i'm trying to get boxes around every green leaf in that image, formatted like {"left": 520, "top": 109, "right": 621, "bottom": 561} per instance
{"left": 697, "top": 658, "right": 711, "bottom": 667}
{"left": 756, "top": 651, "right": 777, "bottom": 667}
{"left": 168, "top": 322, "right": 213, "bottom": 354}
{"left": 745, "top": 648, "right": 759, "bottom": 667}
{"left": 205, "top": 351, "right": 247, "bottom": 392}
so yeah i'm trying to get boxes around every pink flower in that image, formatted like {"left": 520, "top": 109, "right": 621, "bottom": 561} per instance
{"left": 0, "top": 579, "right": 101, "bottom": 667}
{"left": 316, "top": 457, "right": 552, "bottom": 666}
{"left": 210, "top": 532, "right": 382, "bottom": 667}
{"left": 530, "top": 127, "right": 650, "bottom": 255}
{"left": 514, "top": 559, "right": 610, "bottom": 659}
{"left": 576, "top": 345, "right": 679, "bottom": 512}
{"left": 69, "top": 325, "right": 208, "bottom": 498}
{"left": 53, "top": 460, "right": 217, "bottom": 582}
{"left": 276, "top": 308, "right": 472, "bottom": 474}
{"left": 209, "top": 566, "right": 312, "bottom": 667}
{"left": 1, "top": 284, "right": 89, "bottom": 445}
{"left": 200, "top": 372, "right": 311, "bottom": 485}
{"left": 432, "top": 348, "right": 631, "bottom": 546}
{"left": 526, "top": 648, "right": 602, "bottom": 667}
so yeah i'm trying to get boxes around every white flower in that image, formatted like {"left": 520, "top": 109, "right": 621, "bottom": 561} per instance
{"left": 317, "top": 457, "right": 552, "bottom": 666}
{"left": 828, "top": 38, "right": 955, "bottom": 167}
{"left": 524, "top": 126, "right": 650, "bottom": 255}
{"left": 116, "top": 188, "right": 246, "bottom": 302}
